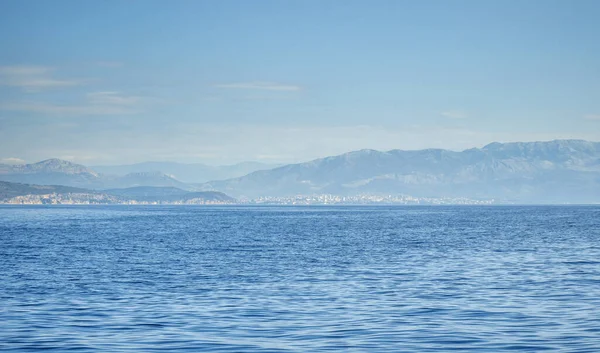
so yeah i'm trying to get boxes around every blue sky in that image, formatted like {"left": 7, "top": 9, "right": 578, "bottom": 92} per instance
{"left": 1, "top": 0, "right": 599, "bottom": 165}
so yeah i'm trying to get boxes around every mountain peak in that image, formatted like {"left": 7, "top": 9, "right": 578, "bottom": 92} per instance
{"left": 35, "top": 158, "right": 78, "bottom": 166}
{"left": 341, "top": 149, "right": 382, "bottom": 158}
{"left": 25, "top": 159, "right": 99, "bottom": 176}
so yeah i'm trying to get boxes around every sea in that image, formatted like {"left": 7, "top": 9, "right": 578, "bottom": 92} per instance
{"left": 1, "top": 205, "right": 599, "bottom": 352}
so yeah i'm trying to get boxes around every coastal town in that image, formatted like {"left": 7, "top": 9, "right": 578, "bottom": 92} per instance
{"left": 3, "top": 192, "right": 495, "bottom": 205}
{"left": 2, "top": 193, "right": 235, "bottom": 205}
{"left": 244, "top": 194, "right": 495, "bottom": 205}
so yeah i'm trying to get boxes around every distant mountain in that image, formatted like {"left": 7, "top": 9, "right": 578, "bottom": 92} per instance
{"left": 0, "top": 159, "right": 103, "bottom": 188}
{"left": 109, "top": 171, "right": 193, "bottom": 190}
{"left": 0, "top": 181, "right": 236, "bottom": 204}
{"left": 2, "top": 158, "right": 98, "bottom": 175}
{"left": 91, "top": 161, "right": 279, "bottom": 183}
{"left": 200, "top": 140, "right": 600, "bottom": 203}
{"left": 0, "top": 159, "right": 197, "bottom": 190}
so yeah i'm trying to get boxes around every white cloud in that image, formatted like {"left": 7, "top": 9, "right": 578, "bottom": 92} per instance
{"left": 0, "top": 157, "right": 26, "bottom": 165}
{"left": 0, "top": 65, "right": 82, "bottom": 91}
{"left": 215, "top": 81, "right": 301, "bottom": 91}
{"left": 1, "top": 92, "right": 147, "bottom": 115}
{"left": 8, "top": 78, "right": 81, "bottom": 91}
{"left": 440, "top": 111, "right": 468, "bottom": 119}
{"left": 584, "top": 114, "right": 600, "bottom": 121}
{"left": 0, "top": 66, "right": 51, "bottom": 75}
{"left": 0, "top": 102, "right": 140, "bottom": 115}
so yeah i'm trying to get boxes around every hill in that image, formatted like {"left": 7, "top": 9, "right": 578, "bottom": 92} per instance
{"left": 91, "top": 161, "right": 279, "bottom": 183}
{"left": 0, "top": 181, "right": 236, "bottom": 204}
{"left": 103, "top": 186, "right": 235, "bottom": 203}
{"left": 0, "top": 181, "right": 93, "bottom": 200}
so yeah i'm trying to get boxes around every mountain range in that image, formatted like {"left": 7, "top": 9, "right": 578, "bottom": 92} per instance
{"left": 0, "top": 159, "right": 273, "bottom": 190}
{"left": 200, "top": 140, "right": 600, "bottom": 203}
{"left": 2, "top": 139, "right": 599, "bottom": 203}
{"left": 0, "top": 159, "right": 189, "bottom": 190}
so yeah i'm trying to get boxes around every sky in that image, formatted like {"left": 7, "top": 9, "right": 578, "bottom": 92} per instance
{"left": 0, "top": 0, "right": 599, "bottom": 166}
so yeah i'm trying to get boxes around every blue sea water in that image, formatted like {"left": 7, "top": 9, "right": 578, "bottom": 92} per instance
{"left": 1, "top": 205, "right": 600, "bottom": 352}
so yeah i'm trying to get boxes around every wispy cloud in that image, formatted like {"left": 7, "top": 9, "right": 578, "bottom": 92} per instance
{"left": 0, "top": 65, "right": 82, "bottom": 91}
{"left": 0, "top": 102, "right": 140, "bottom": 115}
{"left": 86, "top": 91, "right": 141, "bottom": 106}
{"left": 215, "top": 81, "right": 301, "bottom": 91}
{"left": 0, "top": 92, "right": 147, "bottom": 115}
{"left": 0, "top": 157, "right": 26, "bottom": 165}
{"left": 584, "top": 114, "right": 600, "bottom": 121}
{"left": 440, "top": 111, "right": 468, "bottom": 119}
{"left": 0, "top": 66, "right": 51, "bottom": 75}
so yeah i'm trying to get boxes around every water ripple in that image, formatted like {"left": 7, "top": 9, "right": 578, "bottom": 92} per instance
{"left": 1, "top": 205, "right": 599, "bottom": 352}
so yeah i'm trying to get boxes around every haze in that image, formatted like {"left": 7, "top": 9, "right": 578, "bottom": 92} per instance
{"left": 1, "top": 0, "right": 599, "bottom": 165}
